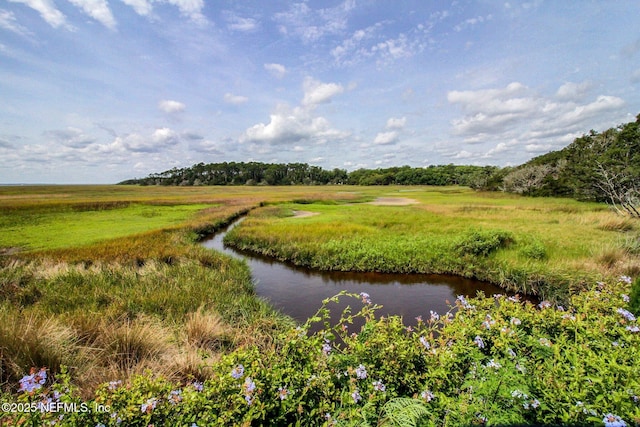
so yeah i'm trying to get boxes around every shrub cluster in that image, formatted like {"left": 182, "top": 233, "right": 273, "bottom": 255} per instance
{"left": 2, "top": 277, "right": 638, "bottom": 426}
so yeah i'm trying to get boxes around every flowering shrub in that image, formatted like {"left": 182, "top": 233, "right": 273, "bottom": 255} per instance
{"left": 1, "top": 278, "right": 639, "bottom": 426}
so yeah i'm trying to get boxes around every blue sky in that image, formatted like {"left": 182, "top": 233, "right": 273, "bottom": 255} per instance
{"left": 1, "top": 0, "right": 639, "bottom": 184}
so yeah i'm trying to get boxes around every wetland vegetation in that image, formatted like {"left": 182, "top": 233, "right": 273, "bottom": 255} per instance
{"left": 1, "top": 185, "right": 639, "bottom": 426}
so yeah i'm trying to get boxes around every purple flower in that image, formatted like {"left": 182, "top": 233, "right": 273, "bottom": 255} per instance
{"left": 421, "top": 390, "right": 435, "bottom": 402}
{"left": 19, "top": 368, "right": 47, "bottom": 393}
{"left": 322, "top": 340, "right": 332, "bottom": 356}
{"left": 359, "top": 292, "right": 371, "bottom": 304}
{"left": 243, "top": 377, "right": 256, "bottom": 394}
{"left": 473, "top": 335, "right": 485, "bottom": 349}
{"left": 456, "top": 295, "right": 474, "bottom": 309}
{"left": 169, "top": 389, "right": 182, "bottom": 404}
{"left": 419, "top": 336, "right": 430, "bottom": 350}
{"left": 141, "top": 397, "right": 157, "bottom": 413}
{"left": 619, "top": 275, "right": 632, "bottom": 284}
{"left": 626, "top": 325, "right": 640, "bottom": 332}
{"left": 372, "top": 380, "right": 386, "bottom": 392}
{"left": 277, "top": 386, "right": 289, "bottom": 400}
{"left": 351, "top": 389, "right": 362, "bottom": 403}
{"left": 485, "top": 359, "right": 501, "bottom": 369}
{"left": 108, "top": 380, "right": 122, "bottom": 391}
{"left": 617, "top": 308, "right": 636, "bottom": 322}
{"left": 355, "top": 364, "right": 367, "bottom": 380}
{"left": 538, "top": 300, "right": 552, "bottom": 309}
{"left": 429, "top": 310, "right": 439, "bottom": 322}
{"left": 231, "top": 364, "right": 244, "bottom": 379}
{"left": 603, "top": 413, "right": 627, "bottom": 427}
{"left": 191, "top": 381, "right": 204, "bottom": 392}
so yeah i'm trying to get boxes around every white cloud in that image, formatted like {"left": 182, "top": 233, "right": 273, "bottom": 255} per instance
{"left": 189, "top": 139, "right": 224, "bottom": 154}
{"left": 264, "top": 63, "right": 287, "bottom": 78}
{"left": 386, "top": 117, "right": 406, "bottom": 129}
{"left": 556, "top": 81, "right": 592, "bottom": 100}
{"left": 120, "top": 0, "right": 152, "bottom": 16}
{"left": 374, "top": 131, "right": 398, "bottom": 145}
{"left": 331, "top": 23, "right": 382, "bottom": 66}
{"left": 302, "top": 77, "right": 344, "bottom": 106}
{"left": 67, "top": 0, "right": 116, "bottom": 30}
{"left": 7, "top": 0, "right": 69, "bottom": 29}
{"left": 44, "top": 127, "right": 95, "bottom": 148}
{"left": 161, "top": 0, "right": 206, "bottom": 24}
{"left": 224, "top": 12, "right": 258, "bottom": 32}
{"left": 241, "top": 102, "right": 349, "bottom": 145}
{"left": 0, "top": 9, "right": 31, "bottom": 36}
{"left": 454, "top": 14, "right": 493, "bottom": 32}
{"left": 158, "top": 100, "right": 186, "bottom": 113}
{"left": 223, "top": 93, "right": 248, "bottom": 105}
{"left": 447, "top": 81, "right": 627, "bottom": 159}
{"left": 240, "top": 77, "right": 348, "bottom": 144}
{"left": 274, "top": 0, "right": 355, "bottom": 43}
{"left": 116, "top": 127, "right": 179, "bottom": 153}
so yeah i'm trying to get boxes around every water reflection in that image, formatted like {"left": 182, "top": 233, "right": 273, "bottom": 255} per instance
{"left": 202, "top": 218, "right": 512, "bottom": 325}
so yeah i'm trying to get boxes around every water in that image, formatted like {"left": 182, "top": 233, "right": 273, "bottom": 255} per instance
{"left": 202, "top": 218, "right": 511, "bottom": 325}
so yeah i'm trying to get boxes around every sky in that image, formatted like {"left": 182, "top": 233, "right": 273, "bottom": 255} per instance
{"left": 1, "top": 1, "right": 639, "bottom": 184}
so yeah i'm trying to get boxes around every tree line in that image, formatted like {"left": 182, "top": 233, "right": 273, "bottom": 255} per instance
{"left": 119, "top": 162, "right": 498, "bottom": 188}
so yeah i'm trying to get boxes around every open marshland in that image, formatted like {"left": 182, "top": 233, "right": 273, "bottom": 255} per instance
{"left": 1, "top": 185, "right": 639, "bottom": 426}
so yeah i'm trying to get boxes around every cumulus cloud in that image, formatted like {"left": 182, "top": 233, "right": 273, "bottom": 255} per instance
{"left": 264, "top": 63, "right": 287, "bottom": 78}
{"left": 224, "top": 93, "right": 248, "bottom": 105}
{"left": 7, "top": 0, "right": 69, "bottom": 29}
{"left": 374, "top": 131, "right": 398, "bottom": 145}
{"left": 189, "top": 138, "right": 224, "bottom": 155}
{"left": 302, "top": 77, "right": 344, "bottom": 106}
{"left": 44, "top": 127, "right": 96, "bottom": 148}
{"left": 241, "top": 77, "right": 349, "bottom": 147}
{"left": 447, "top": 81, "right": 627, "bottom": 160}
{"left": 386, "top": 117, "right": 406, "bottom": 129}
{"left": 67, "top": 0, "right": 116, "bottom": 30}
{"left": 158, "top": 100, "right": 186, "bottom": 113}
{"left": 114, "top": 127, "right": 179, "bottom": 153}
{"left": 556, "top": 81, "right": 592, "bottom": 100}
{"left": 241, "top": 105, "right": 345, "bottom": 145}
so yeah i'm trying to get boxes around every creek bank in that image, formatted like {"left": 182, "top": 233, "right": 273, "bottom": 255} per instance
{"left": 201, "top": 216, "right": 527, "bottom": 325}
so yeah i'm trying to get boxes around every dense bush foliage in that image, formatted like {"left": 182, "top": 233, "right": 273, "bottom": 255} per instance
{"left": 2, "top": 278, "right": 638, "bottom": 426}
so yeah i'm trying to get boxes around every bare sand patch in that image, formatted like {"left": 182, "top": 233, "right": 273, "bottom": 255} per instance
{"left": 368, "top": 197, "right": 419, "bottom": 206}
{"left": 291, "top": 210, "right": 320, "bottom": 218}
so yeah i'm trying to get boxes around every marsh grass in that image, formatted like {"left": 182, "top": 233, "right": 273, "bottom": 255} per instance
{"left": 0, "top": 307, "right": 80, "bottom": 391}
{"left": 224, "top": 188, "right": 640, "bottom": 301}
